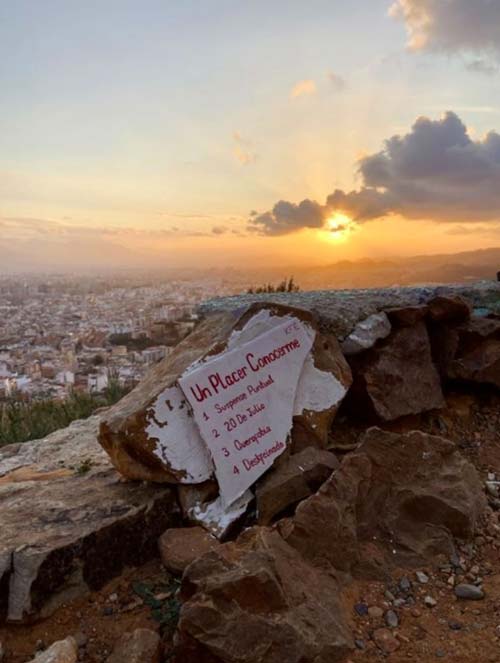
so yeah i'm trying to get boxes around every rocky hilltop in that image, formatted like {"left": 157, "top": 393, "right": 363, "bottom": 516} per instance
{"left": 0, "top": 281, "right": 499, "bottom": 663}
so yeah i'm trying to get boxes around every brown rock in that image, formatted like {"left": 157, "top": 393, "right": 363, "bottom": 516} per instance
{"left": 385, "top": 305, "right": 428, "bottom": 327}
{"left": 107, "top": 629, "right": 161, "bottom": 663}
{"left": 177, "top": 481, "right": 219, "bottom": 519}
{"left": 372, "top": 628, "right": 400, "bottom": 654}
{"left": 448, "top": 318, "right": 500, "bottom": 388}
{"left": 29, "top": 637, "right": 77, "bottom": 663}
{"left": 174, "top": 528, "right": 353, "bottom": 663}
{"left": 99, "top": 304, "right": 351, "bottom": 483}
{"left": 291, "top": 333, "right": 352, "bottom": 451}
{"left": 346, "top": 321, "right": 445, "bottom": 421}
{"left": 427, "top": 295, "right": 471, "bottom": 323}
{"left": 256, "top": 447, "right": 339, "bottom": 525}
{"left": 159, "top": 527, "right": 220, "bottom": 575}
{"left": 283, "top": 428, "right": 485, "bottom": 578}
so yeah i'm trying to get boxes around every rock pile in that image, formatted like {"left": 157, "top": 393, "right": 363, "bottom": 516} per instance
{"left": 1, "top": 282, "right": 498, "bottom": 663}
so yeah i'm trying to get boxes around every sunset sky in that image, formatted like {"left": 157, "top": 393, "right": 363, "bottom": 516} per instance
{"left": 1, "top": 0, "right": 500, "bottom": 270}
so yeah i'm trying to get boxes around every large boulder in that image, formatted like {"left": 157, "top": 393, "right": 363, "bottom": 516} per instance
{"left": 283, "top": 428, "right": 485, "bottom": 578}
{"left": 0, "top": 416, "right": 179, "bottom": 623}
{"left": 99, "top": 303, "right": 351, "bottom": 483}
{"left": 173, "top": 528, "right": 353, "bottom": 663}
{"left": 346, "top": 321, "right": 445, "bottom": 421}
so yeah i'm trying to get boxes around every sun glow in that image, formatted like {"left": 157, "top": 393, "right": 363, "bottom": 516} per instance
{"left": 320, "top": 213, "right": 353, "bottom": 243}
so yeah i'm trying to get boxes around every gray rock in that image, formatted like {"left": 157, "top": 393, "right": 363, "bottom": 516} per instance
{"left": 424, "top": 596, "right": 437, "bottom": 608}
{"left": 385, "top": 610, "right": 399, "bottom": 628}
{"left": 416, "top": 571, "right": 430, "bottom": 584}
{"left": 454, "top": 583, "right": 485, "bottom": 600}
{"left": 340, "top": 312, "right": 391, "bottom": 355}
{"left": 399, "top": 576, "right": 412, "bottom": 592}
{"left": 0, "top": 417, "right": 180, "bottom": 623}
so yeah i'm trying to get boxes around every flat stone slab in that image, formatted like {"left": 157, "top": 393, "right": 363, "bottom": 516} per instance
{"left": 0, "top": 416, "right": 179, "bottom": 623}
{"left": 198, "top": 282, "right": 500, "bottom": 340}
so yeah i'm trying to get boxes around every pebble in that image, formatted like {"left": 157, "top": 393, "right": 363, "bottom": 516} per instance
{"left": 393, "top": 598, "right": 406, "bottom": 608}
{"left": 424, "top": 596, "right": 437, "bottom": 608}
{"left": 435, "top": 649, "right": 446, "bottom": 658}
{"left": 447, "top": 575, "right": 455, "bottom": 587}
{"left": 384, "top": 590, "right": 396, "bottom": 602}
{"left": 416, "top": 571, "right": 429, "bottom": 584}
{"left": 368, "top": 606, "right": 384, "bottom": 619}
{"left": 354, "top": 603, "right": 368, "bottom": 617}
{"left": 448, "top": 620, "right": 463, "bottom": 631}
{"left": 385, "top": 610, "right": 399, "bottom": 628}
{"left": 354, "top": 639, "right": 365, "bottom": 650}
{"left": 373, "top": 628, "right": 400, "bottom": 654}
{"left": 454, "top": 584, "right": 485, "bottom": 600}
{"left": 108, "top": 592, "right": 118, "bottom": 602}
{"left": 102, "top": 606, "right": 114, "bottom": 616}
{"left": 399, "top": 576, "right": 411, "bottom": 592}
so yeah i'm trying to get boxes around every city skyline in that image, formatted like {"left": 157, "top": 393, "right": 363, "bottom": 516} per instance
{"left": 2, "top": 1, "right": 500, "bottom": 270}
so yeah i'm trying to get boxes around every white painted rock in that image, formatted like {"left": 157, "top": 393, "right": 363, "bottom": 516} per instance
{"left": 99, "top": 304, "right": 352, "bottom": 485}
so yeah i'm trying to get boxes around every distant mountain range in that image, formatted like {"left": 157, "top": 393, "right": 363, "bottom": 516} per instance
{"left": 273, "top": 247, "right": 500, "bottom": 290}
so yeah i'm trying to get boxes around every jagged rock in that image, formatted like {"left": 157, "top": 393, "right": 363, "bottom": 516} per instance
{"left": 282, "top": 428, "right": 485, "bottom": 578}
{"left": 427, "top": 295, "right": 471, "bottom": 323}
{"left": 107, "top": 629, "right": 161, "bottom": 663}
{"left": 255, "top": 447, "right": 339, "bottom": 525}
{"left": 448, "top": 318, "right": 500, "bottom": 388}
{"left": 385, "top": 305, "right": 428, "bottom": 327}
{"left": 346, "top": 321, "right": 445, "bottom": 421}
{"left": 99, "top": 303, "right": 351, "bottom": 483}
{"left": 0, "top": 416, "right": 179, "bottom": 623}
{"left": 29, "top": 637, "right": 77, "bottom": 663}
{"left": 173, "top": 528, "right": 353, "bottom": 663}
{"left": 159, "top": 527, "right": 220, "bottom": 575}
{"left": 340, "top": 312, "right": 391, "bottom": 355}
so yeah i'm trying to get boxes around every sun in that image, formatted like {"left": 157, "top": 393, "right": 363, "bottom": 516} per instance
{"left": 320, "top": 213, "right": 352, "bottom": 243}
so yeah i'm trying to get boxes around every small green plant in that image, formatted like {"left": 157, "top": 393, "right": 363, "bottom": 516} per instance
{"left": 75, "top": 458, "right": 93, "bottom": 475}
{"left": 247, "top": 276, "right": 300, "bottom": 294}
{"left": 132, "top": 577, "right": 182, "bottom": 635}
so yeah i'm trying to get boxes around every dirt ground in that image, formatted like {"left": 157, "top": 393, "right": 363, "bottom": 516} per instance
{"left": 1, "top": 389, "right": 499, "bottom": 663}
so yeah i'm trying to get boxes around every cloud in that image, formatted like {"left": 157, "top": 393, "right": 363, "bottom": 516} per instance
{"left": 290, "top": 79, "right": 317, "bottom": 99}
{"left": 232, "top": 132, "right": 258, "bottom": 165}
{"left": 248, "top": 111, "right": 500, "bottom": 235}
{"left": 466, "top": 58, "right": 499, "bottom": 75}
{"left": 327, "top": 71, "right": 347, "bottom": 91}
{"left": 248, "top": 199, "right": 328, "bottom": 236}
{"left": 330, "top": 111, "right": 500, "bottom": 223}
{"left": 390, "top": 0, "right": 500, "bottom": 59}
{"left": 211, "top": 225, "right": 227, "bottom": 235}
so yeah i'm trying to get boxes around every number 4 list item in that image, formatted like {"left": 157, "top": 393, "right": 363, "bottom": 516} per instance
{"left": 178, "top": 318, "right": 315, "bottom": 506}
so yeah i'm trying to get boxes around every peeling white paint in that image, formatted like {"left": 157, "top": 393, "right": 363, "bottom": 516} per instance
{"left": 294, "top": 354, "right": 347, "bottom": 415}
{"left": 189, "top": 490, "right": 253, "bottom": 539}
{"left": 147, "top": 386, "right": 213, "bottom": 483}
